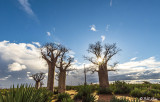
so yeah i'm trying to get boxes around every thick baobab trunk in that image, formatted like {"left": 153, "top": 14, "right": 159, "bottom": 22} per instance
{"left": 35, "top": 81, "right": 40, "bottom": 89}
{"left": 47, "top": 63, "right": 56, "bottom": 92}
{"left": 58, "top": 70, "right": 66, "bottom": 93}
{"left": 98, "top": 65, "right": 109, "bottom": 89}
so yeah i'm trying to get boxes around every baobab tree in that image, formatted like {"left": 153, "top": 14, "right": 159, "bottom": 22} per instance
{"left": 84, "top": 41, "right": 121, "bottom": 89}
{"left": 30, "top": 72, "right": 45, "bottom": 89}
{"left": 41, "top": 43, "right": 65, "bottom": 91}
{"left": 56, "top": 48, "right": 74, "bottom": 93}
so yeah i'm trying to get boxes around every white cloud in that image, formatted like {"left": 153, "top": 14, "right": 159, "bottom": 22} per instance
{"left": 0, "top": 41, "right": 47, "bottom": 71}
{"left": 17, "top": 78, "right": 21, "bottom": 80}
{"left": 110, "top": 0, "right": 112, "bottom": 7}
{"left": 101, "top": 35, "right": 105, "bottom": 42}
{"left": 130, "top": 57, "right": 137, "bottom": 61}
{"left": 18, "top": 0, "right": 35, "bottom": 17}
{"left": 69, "top": 50, "right": 75, "bottom": 55}
{"left": 117, "top": 57, "right": 160, "bottom": 75}
{"left": 27, "top": 72, "right": 31, "bottom": 74}
{"left": 32, "top": 42, "right": 40, "bottom": 47}
{"left": 106, "top": 24, "right": 110, "bottom": 31}
{"left": 27, "top": 71, "right": 33, "bottom": 79}
{"left": 47, "top": 32, "right": 51, "bottom": 36}
{"left": 90, "top": 25, "right": 96, "bottom": 32}
{"left": 68, "top": 50, "right": 75, "bottom": 58}
{"left": 8, "top": 62, "right": 26, "bottom": 71}
{"left": 0, "top": 75, "right": 11, "bottom": 81}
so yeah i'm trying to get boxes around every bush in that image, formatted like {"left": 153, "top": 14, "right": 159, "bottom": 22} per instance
{"left": 140, "top": 90, "right": 147, "bottom": 97}
{"left": 130, "top": 88, "right": 154, "bottom": 98}
{"left": 0, "top": 84, "right": 54, "bottom": 102}
{"left": 130, "top": 88, "right": 142, "bottom": 98}
{"left": 82, "top": 94, "right": 96, "bottom": 102}
{"left": 155, "top": 94, "right": 160, "bottom": 100}
{"left": 150, "top": 89, "right": 160, "bottom": 94}
{"left": 97, "top": 87, "right": 112, "bottom": 94}
{"left": 57, "top": 93, "right": 71, "bottom": 102}
{"left": 113, "top": 81, "right": 131, "bottom": 94}
{"left": 62, "top": 98, "right": 74, "bottom": 102}
{"left": 54, "top": 89, "right": 58, "bottom": 94}
{"left": 74, "top": 85, "right": 96, "bottom": 102}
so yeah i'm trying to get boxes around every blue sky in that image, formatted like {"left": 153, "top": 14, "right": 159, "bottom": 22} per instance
{"left": 0, "top": 0, "right": 160, "bottom": 88}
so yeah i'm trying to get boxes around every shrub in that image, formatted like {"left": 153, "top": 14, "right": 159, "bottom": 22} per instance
{"left": 82, "top": 94, "right": 96, "bottom": 102}
{"left": 54, "top": 89, "right": 58, "bottom": 94}
{"left": 97, "top": 87, "right": 112, "bottom": 94}
{"left": 62, "top": 98, "right": 74, "bottom": 102}
{"left": 146, "top": 91, "right": 153, "bottom": 97}
{"left": 155, "top": 94, "right": 160, "bottom": 100}
{"left": 130, "top": 88, "right": 142, "bottom": 98}
{"left": 0, "top": 84, "right": 53, "bottom": 102}
{"left": 113, "top": 81, "right": 131, "bottom": 94}
{"left": 74, "top": 85, "right": 96, "bottom": 102}
{"left": 57, "top": 93, "right": 71, "bottom": 102}
{"left": 150, "top": 89, "right": 160, "bottom": 94}
{"left": 130, "top": 88, "right": 154, "bottom": 98}
{"left": 141, "top": 90, "right": 147, "bottom": 97}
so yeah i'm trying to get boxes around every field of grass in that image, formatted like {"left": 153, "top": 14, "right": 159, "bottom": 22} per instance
{"left": 1, "top": 81, "right": 160, "bottom": 102}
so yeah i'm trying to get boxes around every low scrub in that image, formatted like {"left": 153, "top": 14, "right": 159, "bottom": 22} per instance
{"left": 130, "top": 88, "right": 154, "bottom": 98}
{"left": 62, "top": 98, "right": 74, "bottom": 102}
{"left": 155, "top": 94, "right": 160, "bottom": 100}
{"left": 57, "top": 93, "right": 72, "bottom": 102}
{"left": 130, "top": 88, "right": 142, "bottom": 98}
{"left": 74, "top": 85, "right": 96, "bottom": 102}
{"left": 0, "top": 84, "right": 54, "bottom": 102}
{"left": 113, "top": 81, "right": 131, "bottom": 94}
{"left": 97, "top": 87, "right": 112, "bottom": 94}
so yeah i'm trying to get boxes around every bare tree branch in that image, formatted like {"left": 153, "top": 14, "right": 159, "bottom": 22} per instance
{"left": 87, "top": 41, "right": 102, "bottom": 58}
{"left": 84, "top": 56, "right": 98, "bottom": 65}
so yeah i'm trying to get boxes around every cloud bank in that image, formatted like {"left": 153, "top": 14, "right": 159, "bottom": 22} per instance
{"left": 0, "top": 41, "right": 47, "bottom": 71}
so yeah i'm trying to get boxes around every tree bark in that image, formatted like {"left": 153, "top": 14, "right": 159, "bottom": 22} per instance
{"left": 58, "top": 70, "right": 66, "bottom": 93}
{"left": 98, "top": 65, "right": 109, "bottom": 89}
{"left": 47, "top": 63, "right": 56, "bottom": 92}
{"left": 35, "top": 81, "right": 40, "bottom": 89}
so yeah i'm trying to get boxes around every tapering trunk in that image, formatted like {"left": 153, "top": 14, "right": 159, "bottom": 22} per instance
{"left": 35, "top": 81, "right": 40, "bottom": 89}
{"left": 98, "top": 65, "right": 109, "bottom": 88}
{"left": 58, "top": 70, "right": 66, "bottom": 93}
{"left": 47, "top": 63, "right": 56, "bottom": 92}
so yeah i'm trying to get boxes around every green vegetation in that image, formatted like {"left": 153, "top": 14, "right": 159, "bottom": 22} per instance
{"left": 57, "top": 93, "right": 73, "bottom": 102}
{"left": 97, "top": 87, "right": 112, "bottom": 94}
{"left": 0, "top": 85, "right": 54, "bottom": 102}
{"left": 62, "top": 98, "right": 74, "bottom": 102}
{"left": 110, "top": 96, "right": 140, "bottom": 102}
{"left": 74, "top": 85, "right": 96, "bottom": 102}
{"left": 1, "top": 82, "right": 160, "bottom": 101}
{"left": 112, "top": 81, "right": 131, "bottom": 94}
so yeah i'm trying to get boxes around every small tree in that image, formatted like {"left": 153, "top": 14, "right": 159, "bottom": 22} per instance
{"left": 41, "top": 43, "right": 65, "bottom": 91}
{"left": 85, "top": 41, "right": 121, "bottom": 89}
{"left": 30, "top": 72, "right": 45, "bottom": 89}
{"left": 56, "top": 47, "right": 74, "bottom": 93}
